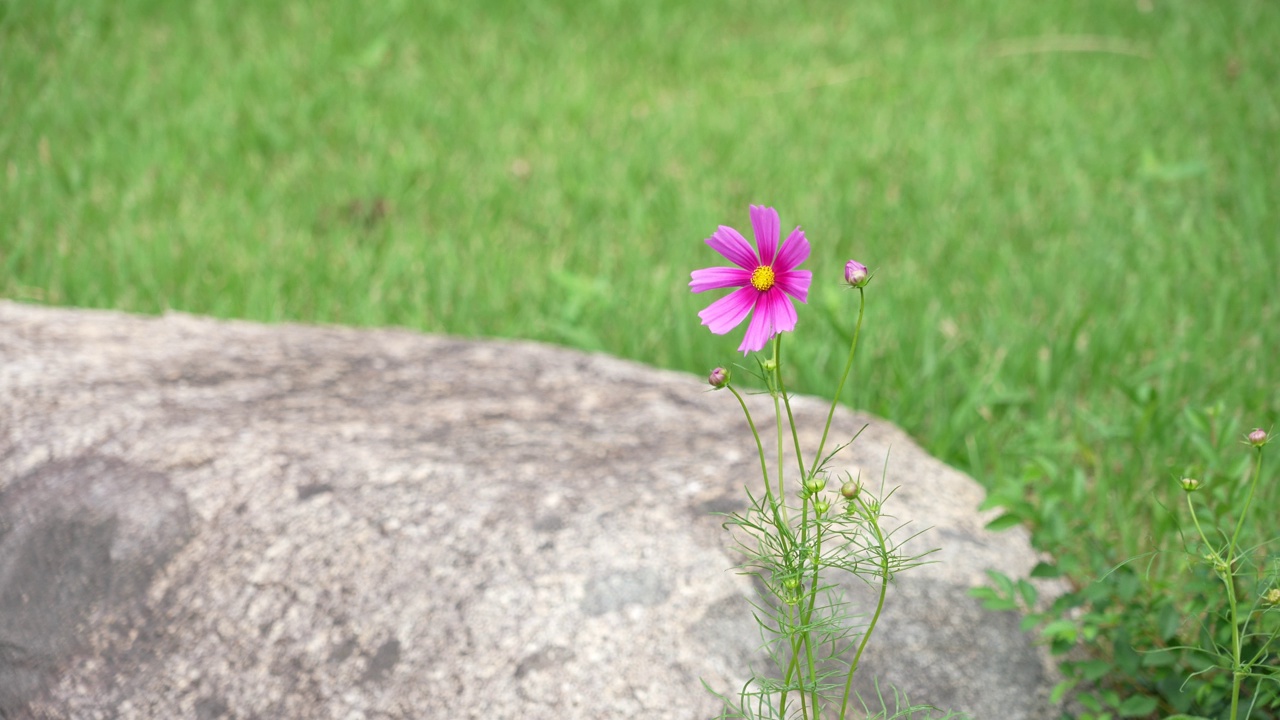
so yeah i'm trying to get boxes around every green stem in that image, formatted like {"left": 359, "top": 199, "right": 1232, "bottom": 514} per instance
{"left": 727, "top": 385, "right": 770, "bottom": 504}
{"left": 1228, "top": 446, "right": 1263, "bottom": 567}
{"left": 732, "top": 384, "right": 788, "bottom": 563}
{"left": 732, "top": 376, "right": 801, "bottom": 718}
{"left": 774, "top": 334, "right": 808, "bottom": 482}
{"left": 1225, "top": 446, "right": 1265, "bottom": 720}
{"left": 839, "top": 497, "right": 890, "bottom": 720}
{"left": 1186, "top": 493, "right": 1212, "bottom": 556}
{"left": 814, "top": 287, "right": 865, "bottom": 470}
{"left": 772, "top": 336, "right": 789, "bottom": 527}
{"left": 803, "top": 515, "right": 825, "bottom": 714}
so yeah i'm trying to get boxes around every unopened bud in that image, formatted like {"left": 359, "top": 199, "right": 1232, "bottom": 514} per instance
{"left": 1248, "top": 428, "right": 1269, "bottom": 448}
{"left": 1264, "top": 588, "right": 1280, "bottom": 606}
{"left": 708, "top": 367, "right": 730, "bottom": 389}
{"left": 761, "top": 359, "right": 777, "bottom": 373}
{"left": 840, "top": 480, "right": 861, "bottom": 499}
{"left": 1180, "top": 477, "right": 1201, "bottom": 492}
{"left": 814, "top": 499, "right": 831, "bottom": 515}
{"left": 803, "top": 476, "right": 827, "bottom": 494}
{"left": 844, "top": 260, "right": 869, "bottom": 288}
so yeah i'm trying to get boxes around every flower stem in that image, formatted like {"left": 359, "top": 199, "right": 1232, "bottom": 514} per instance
{"left": 1225, "top": 445, "right": 1265, "bottom": 720}
{"left": 772, "top": 336, "right": 789, "bottom": 527}
{"left": 815, "top": 287, "right": 865, "bottom": 470}
{"left": 774, "top": 334, "right": 808, "bottom": 482}
{"left": 803, "top": 516, "right": 825, "bottom": 714}
{"left": 839, "top": 496, "right": 890, "bottom": 720}
{"left": 727, "top": 384, "right": 791, "bottom": 554}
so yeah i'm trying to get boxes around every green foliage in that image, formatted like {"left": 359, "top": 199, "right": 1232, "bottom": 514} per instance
{"left": 976, "top": 426, "right": 1279, "bottom": 719}
{"left": 707, "top": 313, "right": 955, "bottom": 719}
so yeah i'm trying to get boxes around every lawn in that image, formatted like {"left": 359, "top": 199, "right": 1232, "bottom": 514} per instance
{"left": 3, "top": 0, "right": 1278, "bottom": 714}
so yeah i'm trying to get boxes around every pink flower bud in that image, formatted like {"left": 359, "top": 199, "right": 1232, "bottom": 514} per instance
{"left": 844, "top": 260, "right": 869, "bottom": 288}
{"left": 1248, "top": 428, "right": 1268, "bottom": 447}
{"left": 708, "top": 367, "right": 730, "bottom": 389}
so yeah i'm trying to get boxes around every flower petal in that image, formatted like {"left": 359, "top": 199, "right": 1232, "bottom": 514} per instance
{"left": 738, "top": 294, "right": 777, "bottom": 354}
{"left": 706, "top": 225, "right": 759, "bottom": 270}
{"left": 774, "top": 227, "right": 809, "bottom": 273}
{"left": 766, "top": 287, "right": 799, "bottom": 334}
{"left": 698, "top": 286, "right": 758, "bottom": 335}
{"left": 776, "top": 269, "right": 812, "bottom": 303}
{"left": 690, "top": 266, "right": 751, "bottom": 293}
{"left": 750, "top": 205, "right": 780, "bottom": 266}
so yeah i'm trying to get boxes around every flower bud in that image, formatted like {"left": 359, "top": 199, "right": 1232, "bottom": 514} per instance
{"left": 803, "top": 476, "right": 827, "bottom": 494}
{"left": 840, "top": 480, "right": 861, "bottom": 499}
{"left": 708, "top": 367, "right": 730, "bottom": 389}
{"left": 761, "top": 359, "right": 777, "bottom": 373}
{"left": 1264, "top": 588, "right": 1280, "bottom": 607}
{"left": 844, "top": 260, "right": 869, "bottom": 288}
{"left": 814, "top": 499, "right": 831, "bottom": 515}
{"left": 1179, "top": 477, "right": 1201, "bottom": 492}
{"left": 1248, "top": 428, "right": 1269, "bottom": 447}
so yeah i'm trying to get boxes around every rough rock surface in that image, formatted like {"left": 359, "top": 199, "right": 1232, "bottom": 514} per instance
{"left": 0, "top": 301, "right": 1060, "bottom": 719}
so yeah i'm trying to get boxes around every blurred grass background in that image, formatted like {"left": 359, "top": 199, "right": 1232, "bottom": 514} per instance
{"left": 2, "top": 0, "right": 1278, "bottom": 711}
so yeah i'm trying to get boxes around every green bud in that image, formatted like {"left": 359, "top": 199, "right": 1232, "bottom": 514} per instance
{"left": 1179, "top": 477, "right": 1200, "bottom": 492}
{"left": 814, "top": 499, "right": 831, "bottom": 515}
{"left": 761, "top": 359, "right": 777, "bottom": 373}
{"left": 803, "top": 476, "right": 827, "bottom": 494}
{"left": 840, "top": 480, "right": 860, "bottom": 499}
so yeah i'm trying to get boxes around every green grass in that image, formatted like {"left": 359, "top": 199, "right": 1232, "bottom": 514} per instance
{"left": 3, "top": 0, "right": 1279, "bottom": 712}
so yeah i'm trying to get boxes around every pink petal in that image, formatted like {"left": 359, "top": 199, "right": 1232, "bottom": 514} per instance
{"left": 749, "top": 205, "right": 780, "bottom": 266}
{"left": 698, "top": 286, "right": 758, "bottom": 335}
{"left": 776, "top": 269, "right": 812, "bottom": 303}
{"left": 706, "top": 226, "right": 759, "bottom": 270}
{"left": 738, "top": 297, "right": 776, "bottom": 354}
{"left": 690, "top": 266, "right": 751, "bottom": 293}
{"left": 774, "top": 227, "right": 809, "bottom": 273}
{"left": 738, "top": 288, "right": 800, "bottom": 354}
{"left": 765, "top": 287, "right": 799, "bottom": 333}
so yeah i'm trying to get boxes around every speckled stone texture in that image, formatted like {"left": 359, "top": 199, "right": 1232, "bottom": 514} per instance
{"left": 0, "top": 301, "right": 1061, "bottom": 719}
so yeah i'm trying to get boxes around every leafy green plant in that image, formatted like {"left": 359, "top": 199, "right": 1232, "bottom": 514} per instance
{"left": 977, "top": 424, "right": 1278, "bottom": 719}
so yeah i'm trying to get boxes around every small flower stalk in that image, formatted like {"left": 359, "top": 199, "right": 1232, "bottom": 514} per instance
{"left": 691, "top": 206, "right": 944, "bottom": 720}
{"left": 1178, "top": 419, "right": 1277, "bottom": 720}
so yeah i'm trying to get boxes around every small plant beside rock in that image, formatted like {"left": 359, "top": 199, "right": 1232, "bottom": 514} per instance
{"left": 979, "top": 424, "right": 1278, "bottom": 719}
{"left": 689, "top": 205, "right": 957, "bottom": 719}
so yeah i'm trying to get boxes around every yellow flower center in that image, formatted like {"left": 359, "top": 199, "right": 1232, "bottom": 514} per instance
{"left": 750, "top": 265, "right": 775, "bottom": 292}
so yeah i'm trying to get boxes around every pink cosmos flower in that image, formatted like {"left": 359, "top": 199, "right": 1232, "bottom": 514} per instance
{"left": 690, "top": 205, "right": 813, "bottom": 354}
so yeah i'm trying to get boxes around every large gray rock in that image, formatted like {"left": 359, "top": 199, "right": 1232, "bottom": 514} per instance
{"left": 0, "top": 301, "right": 1060, "bottom": 719}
